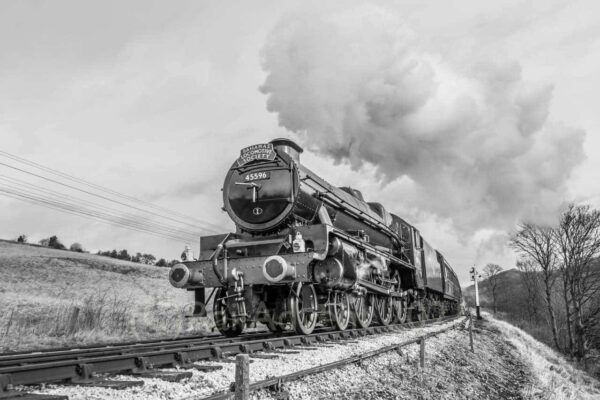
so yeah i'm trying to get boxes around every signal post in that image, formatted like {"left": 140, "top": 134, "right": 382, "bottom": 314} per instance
{"left": 470, "top": 266, "right": 482, "bottom": 319}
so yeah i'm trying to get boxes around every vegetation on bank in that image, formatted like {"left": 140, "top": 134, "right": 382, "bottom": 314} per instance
{"left": 465, "top": 203, "right": 600, "bottom": 378}
{"left": 10, "top": 234, "right": 179, "bottom": 267}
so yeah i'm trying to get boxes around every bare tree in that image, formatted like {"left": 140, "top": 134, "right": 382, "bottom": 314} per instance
{"left": 483, "top": 263, "right": 503, "bottom": 314}
{"left": 510, "top": 223, "right": 561, "bottom": 350}
{"left": 558, "top": 266, "right": 575, "bottom": 357}
{"left": 554, "top": 204, "right": 600, "bottom": 363}
{"left": 516, "top": 258, "right": 541, "bottom": 323}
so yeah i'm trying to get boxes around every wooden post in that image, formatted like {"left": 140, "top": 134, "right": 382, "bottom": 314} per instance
{"left": 235, "top": 354, "right": 250, "bottom": 400}
{"left": 68, "top": 307, "right": 80, "bottom": 335}
{"left": 419, "top": 337, "right": 425, "bottom": 368}
{"left": 469, "top": 314, "right": 474, "bottom": 353}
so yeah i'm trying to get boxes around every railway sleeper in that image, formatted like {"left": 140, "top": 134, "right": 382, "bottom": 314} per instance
{"left": 191, "top": 365, "right": 223, "bottom": 372}
{"left": 0, "top": 391, "right": 68, "bottom": 400}
{"left": 215, "top": 358, "right": 255, "bottom": 364}
{"left": 67, "top": 363, "right": 146, "bottom": 390}
{"left": 0, "top": 368, "right": 142, "bottom": 398}
{"left": 173, "top": 352, "right": 194, "bottom": 369}
{"left": 119, "top": 355, "right": 196, "bottom": 382}
{"left": 249, "top": 354, "right": 279, "bottom": 360}
{"left": 127, "top": 370, "right": 193, "bottom": 383}
{"left": 131, "top": 357, "right": 153, "bottom": 374}
{"left": 64, "top": 378, "right": 144, "bottom": 390}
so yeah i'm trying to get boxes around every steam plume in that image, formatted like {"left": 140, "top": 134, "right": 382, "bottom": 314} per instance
{"left": 260, "top": 5, "right": 585, "bottom": 233}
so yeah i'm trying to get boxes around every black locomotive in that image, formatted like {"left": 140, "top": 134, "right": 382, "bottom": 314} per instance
{"left": 169, "top": 139, "right": 461, "bottom": 336}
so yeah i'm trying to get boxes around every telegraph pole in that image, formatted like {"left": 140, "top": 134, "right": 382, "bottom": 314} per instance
{"left": 470, "top": 266, "right": 482, "bottom": 320}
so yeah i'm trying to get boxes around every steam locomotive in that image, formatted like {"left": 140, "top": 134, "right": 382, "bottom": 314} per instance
{"left": 169, "top": 139, "right": 461, "bottom": 336}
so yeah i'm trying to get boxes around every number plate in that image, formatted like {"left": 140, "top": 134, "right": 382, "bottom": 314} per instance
{"left": 244, "top": 171, "right": 271, "bottom": 182}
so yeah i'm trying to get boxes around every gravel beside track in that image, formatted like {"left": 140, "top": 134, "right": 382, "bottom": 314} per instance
{"left": 15, "top": 317, "right": 462, "bottom": 400}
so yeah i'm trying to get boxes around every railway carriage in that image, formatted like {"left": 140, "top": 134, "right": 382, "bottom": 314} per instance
{"left": 169, "top": 139, "right": 461, "bottom": 336}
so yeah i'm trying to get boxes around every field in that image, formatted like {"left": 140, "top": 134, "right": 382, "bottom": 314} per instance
{"left": 0, "top": 240, "right": 213, "bottom": 352}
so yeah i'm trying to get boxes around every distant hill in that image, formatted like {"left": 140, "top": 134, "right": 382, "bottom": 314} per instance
{"left": 463, "top": 262, "right": 600, "bottom": 315}
{"left": 463, "top": 268, "right": 527, "bottom": 313}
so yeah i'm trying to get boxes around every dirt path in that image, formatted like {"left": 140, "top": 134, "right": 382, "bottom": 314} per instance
{"left": 463, "top": 320, "right": 536, "bottom": 399}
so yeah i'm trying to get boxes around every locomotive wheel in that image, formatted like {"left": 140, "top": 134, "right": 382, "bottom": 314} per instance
{"left": 351, "top": 293, "right": 374, "bottom": 328}
{"left": 289, "top": 283, "right": 318, "bottom": 335}
{"left": 328, "top": 291, "right": 350, "bottom": 331}
{"left": 375, "top": 296, "right": 394, "bottom": 326}
{"left": 213, "top": 288, "right": 244, "bottom": 337}
{"left": 393, "top": 298, "right": 407, "bottom": 324}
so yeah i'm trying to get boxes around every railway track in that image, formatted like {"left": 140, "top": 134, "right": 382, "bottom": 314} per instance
{"left": 0, "top": 330, "right": 277, "bottom": 368}
{"left": 0, "top": 315, "right": 461, "bottom": 398}
{"left": 203, "top": 316, "right": 467, "bottom": 400}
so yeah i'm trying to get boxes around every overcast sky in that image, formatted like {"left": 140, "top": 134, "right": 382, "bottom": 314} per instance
{"left": 1, "top": 0, "right": 599, "bottom": 284}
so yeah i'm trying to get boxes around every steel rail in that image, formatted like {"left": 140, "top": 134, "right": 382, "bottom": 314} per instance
{"left": 0, "top": 332, "right": 222, "bottom": 357}
{"left": 0, "top": 315, "right": 459, "bottom": 393}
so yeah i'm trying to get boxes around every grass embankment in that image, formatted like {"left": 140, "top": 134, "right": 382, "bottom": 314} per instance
{"left": 0, "top": 241, "right": 213, "bottom": 352}
{"left": 493, "top": 317, "right": 600, "bottom": 399}
{"left": 257, "top": 315, "right": 600, "bottom": 399}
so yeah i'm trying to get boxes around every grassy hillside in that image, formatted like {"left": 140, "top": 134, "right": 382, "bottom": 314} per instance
{"left": 0, "top": 240, "right": 212, "bottom": 352}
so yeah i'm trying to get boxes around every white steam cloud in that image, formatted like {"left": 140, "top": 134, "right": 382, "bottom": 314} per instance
{"left": 260, "top": 5, "right": 585, "bottom": 234}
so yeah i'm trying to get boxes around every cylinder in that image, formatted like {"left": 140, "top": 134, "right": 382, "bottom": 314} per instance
{"left": 313, "top": 257, "right": 355, "bottom": 289}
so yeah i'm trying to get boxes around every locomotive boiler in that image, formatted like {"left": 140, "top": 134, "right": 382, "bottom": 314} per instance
{"left": 169, "top": 139, "right": 461, "bottom": 336}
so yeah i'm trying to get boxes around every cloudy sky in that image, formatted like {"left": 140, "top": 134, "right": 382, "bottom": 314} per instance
{"left": 1, "top": 0, "right": 599, "bottom": 284}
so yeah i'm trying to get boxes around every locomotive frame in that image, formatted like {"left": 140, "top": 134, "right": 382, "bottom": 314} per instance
{"left": 169, "top": 138, "right": 461, "bottom": 336}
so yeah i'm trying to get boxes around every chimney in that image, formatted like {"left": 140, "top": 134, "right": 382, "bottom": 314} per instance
{"left": 270, "top": 138, "right": 303, "bottom": 163}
